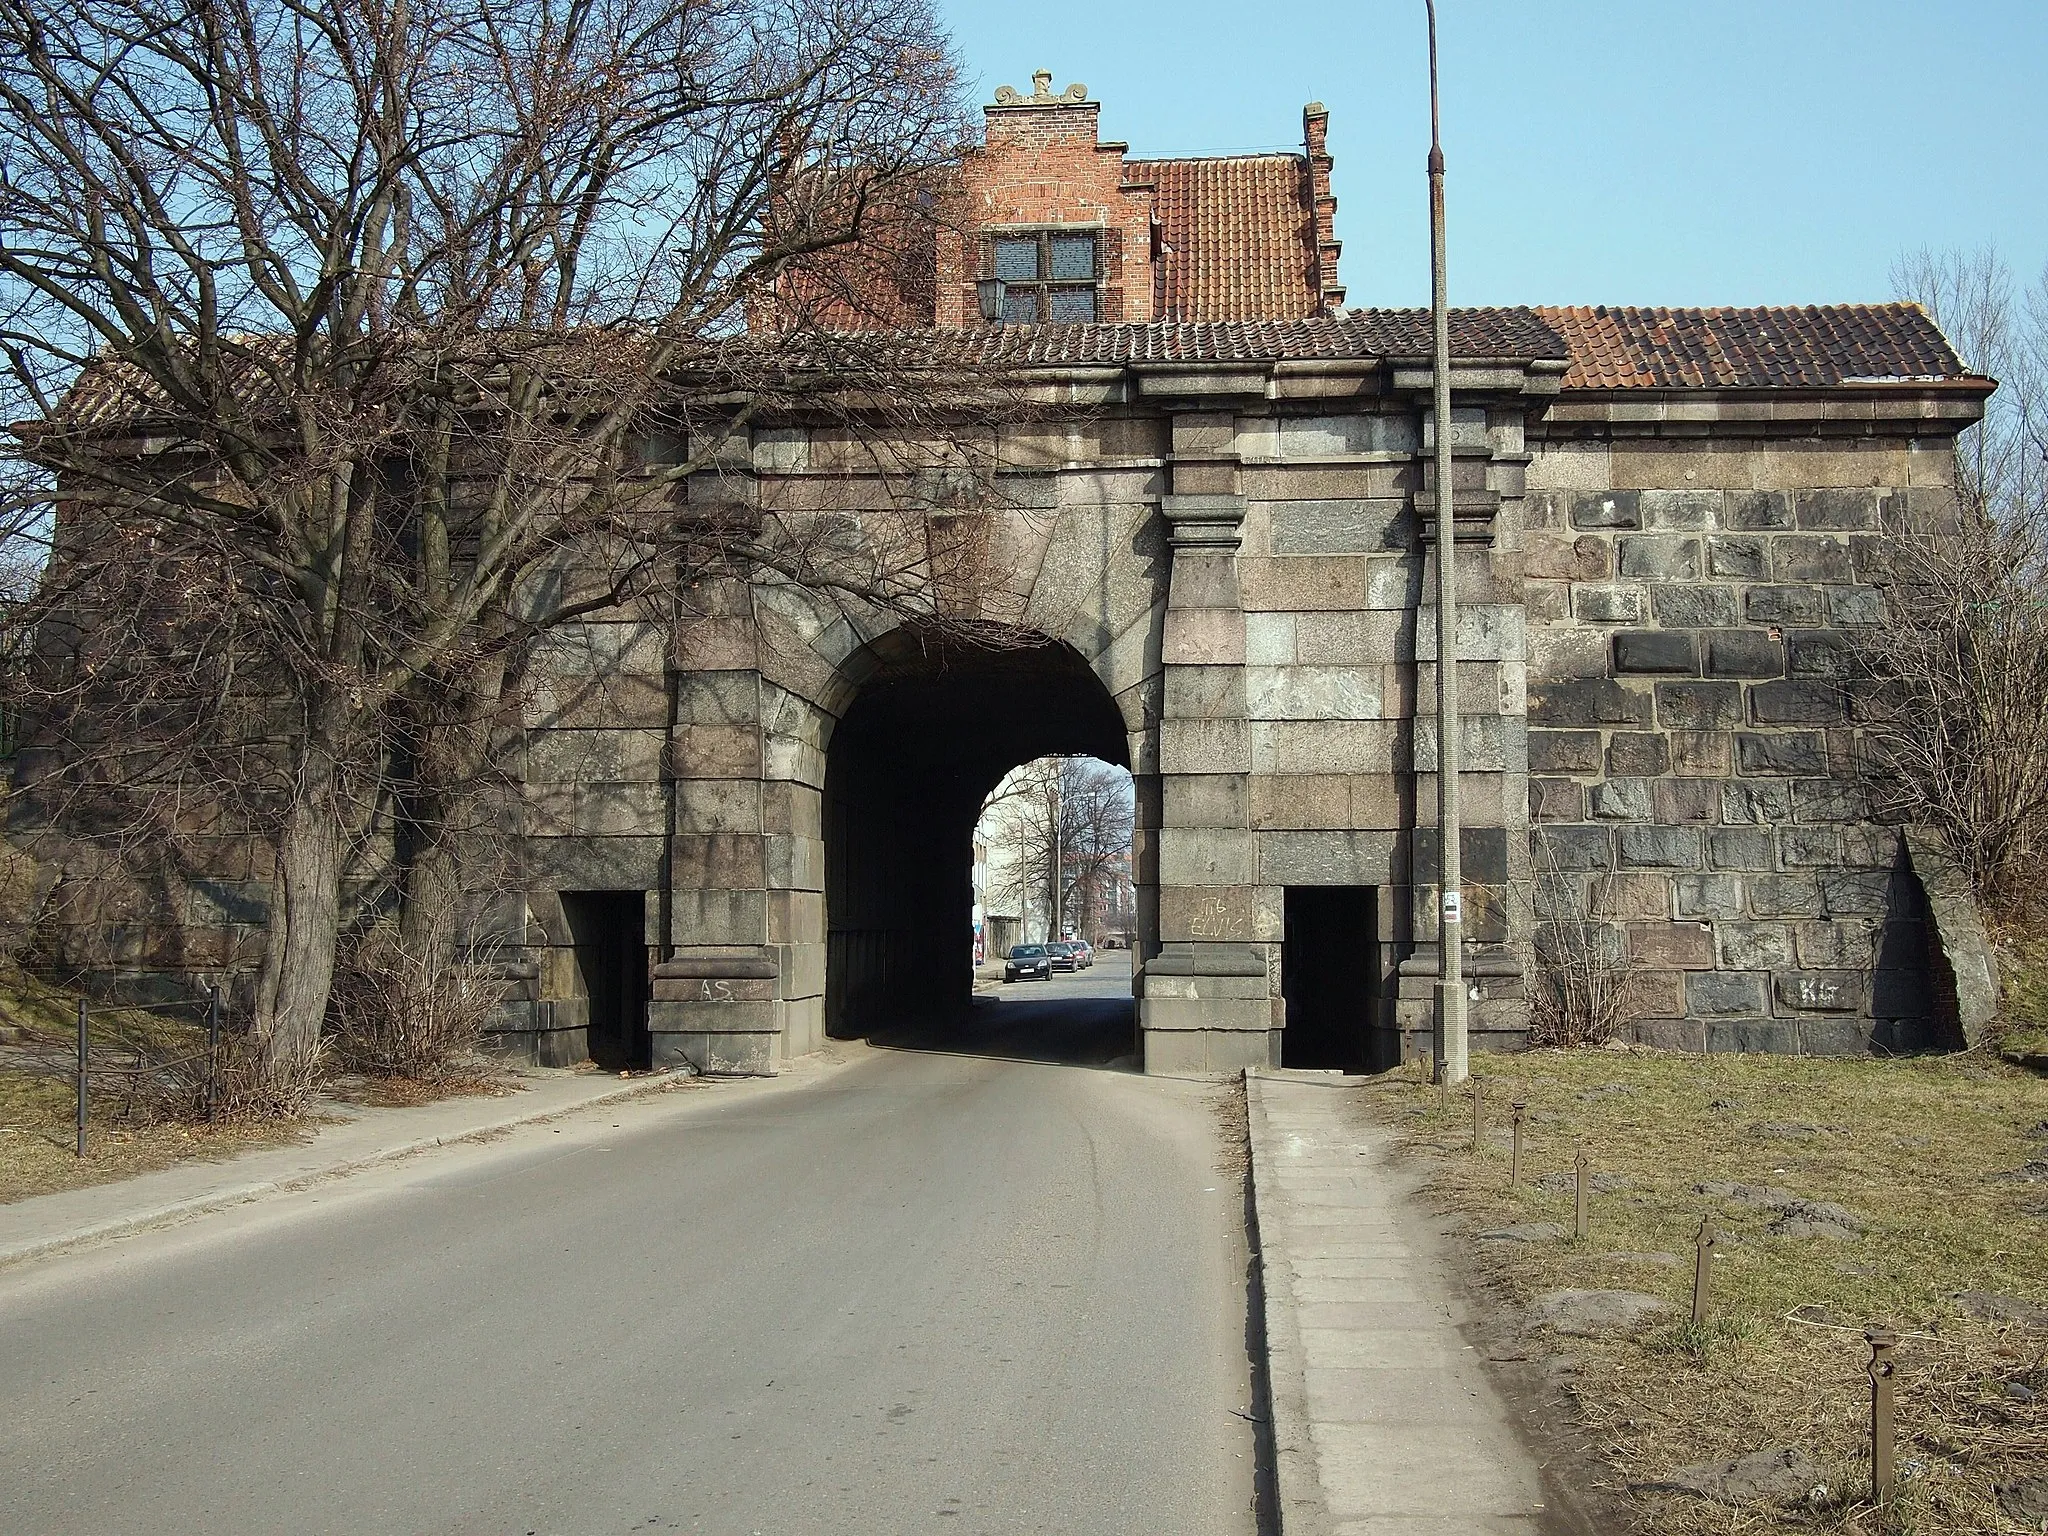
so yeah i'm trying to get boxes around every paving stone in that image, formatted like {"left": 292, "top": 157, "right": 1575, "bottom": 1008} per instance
{"left": 1721, "top": 780, "right": 1792, "bottom": 824}
{"left": 1534, "top": 824, "right": 1613, "bottom": 872}
{"left": 1772, "top": 970, "right": 1868, "bottom": 1013}
{"left": 1830, "top": 585, "right": 1886, "bottom": 625}
{"left": 1707, "top": 1018, "right": 1801, "bottom": 1053}
{"left": 1528, "top": 777, "right": 1583, "bottom": 822}
{"left": 1668, "top": 730, "right": 1732, "bottom": 777}
{"left": 1748, "top": 874, "right": 1821, "bottom": 917}
{"left": 1717, "top": 921, "right": 1793, "bottom": 970}
{"left": 1777, "top": 825, "right": 1841, "bottom": 867}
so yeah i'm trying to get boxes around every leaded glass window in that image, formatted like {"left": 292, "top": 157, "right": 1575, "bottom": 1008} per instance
{"left": 985, "top": 230, "right": 1099, "bottom": 322}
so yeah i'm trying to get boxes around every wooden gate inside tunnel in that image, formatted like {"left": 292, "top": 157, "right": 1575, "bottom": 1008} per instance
{"left": 823, "top": 633, "right": 1133, "bottom": 1040}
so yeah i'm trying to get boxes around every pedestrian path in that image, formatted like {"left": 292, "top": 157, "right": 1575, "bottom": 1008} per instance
{"left": 0, "top": 1066, "right": 710, "bottom": 1269}
{"left": 1247, "top": 1067, "right": 1552, "bottom": 1535}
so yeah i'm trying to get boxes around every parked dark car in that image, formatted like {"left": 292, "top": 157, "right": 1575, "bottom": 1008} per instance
{"left": 1047, "top": 941, "right": 1080, "bottom": 972}
{"left": 1005, "top": 944, "right": 1053, "bottom": 982}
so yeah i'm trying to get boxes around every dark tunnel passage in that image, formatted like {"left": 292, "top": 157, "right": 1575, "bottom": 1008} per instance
{"left": 823, "top": 630, "right": 1130, "bottom": 1042}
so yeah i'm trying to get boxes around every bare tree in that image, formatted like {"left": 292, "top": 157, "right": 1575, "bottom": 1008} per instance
{"left": 1866, "top": 251, "right": 2048, "bottom": 913}
{"left": 980, "top": 756, "right": 1133, "bottom": 944}
{"left": 0, "top": 0, "right": 1008, "bottom": 1090}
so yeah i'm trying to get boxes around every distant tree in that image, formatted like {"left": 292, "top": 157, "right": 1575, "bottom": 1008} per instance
{"left": 0, "top": 0, "right": 993, "bottom": 1096}
{"left": 980, "top": 756, "right": 1133, "bottom": 943}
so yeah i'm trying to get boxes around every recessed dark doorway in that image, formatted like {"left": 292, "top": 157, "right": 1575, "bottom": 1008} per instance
{"left": 1281, "top": 886, "right": 1377, "bottom": 1072}
{"left": 560, "top": 890, "right": 650, "bottom": 1070}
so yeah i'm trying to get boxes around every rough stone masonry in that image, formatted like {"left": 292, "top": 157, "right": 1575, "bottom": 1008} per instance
{"left": 14, "top": 78, "right": 1999, "bottom": 1078}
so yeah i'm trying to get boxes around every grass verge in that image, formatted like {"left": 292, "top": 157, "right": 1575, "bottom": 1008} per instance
{"left": 1377, "top": 1047, "right": 2048, "bottom": 1535}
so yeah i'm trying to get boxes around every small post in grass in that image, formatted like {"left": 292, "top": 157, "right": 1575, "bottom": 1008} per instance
{"left": 1866, "top": 1328, "right": 1897, "bottom": 1501}
{"left": 1573, "top": 1146, "right": 1589, "bottom": 1240}
{"left": 1691, "top": 1215, "right": 1715, "bottom": 1326}
{"left": 75, "top": 995, "right": 88, "bottom": 1158}
{"left": 1509, "top": 1101, "right": 1526, "bottom": 1188}
{"left": 205, "top": 982, "right": 221, "bottom": 1122}
{"left": 1470, "top": 1077, "right": 1483, "bottom": 1153}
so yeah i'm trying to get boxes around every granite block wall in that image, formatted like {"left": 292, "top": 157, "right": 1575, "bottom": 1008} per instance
{"left": 1519, "top": 436, "right": 1961, "bottom": 1054}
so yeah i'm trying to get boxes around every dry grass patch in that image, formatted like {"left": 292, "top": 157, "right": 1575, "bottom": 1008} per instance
{"left": 1378, "top": 1048, "right": 2048, "bottom": 1535}
{"left": 0, "top": 1065, "right": 306, "bottom": 1205}
{"left": 0, "top": 962, "right": 315, "bottom": 1204}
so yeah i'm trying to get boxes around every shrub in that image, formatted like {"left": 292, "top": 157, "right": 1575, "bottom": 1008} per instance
{"left": 326, "top": 922, "right": 496, "bottom": 1083}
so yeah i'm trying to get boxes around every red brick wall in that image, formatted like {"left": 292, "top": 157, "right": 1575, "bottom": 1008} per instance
{"left": 934, "top": 102, "right": 1158, "bottom": 326}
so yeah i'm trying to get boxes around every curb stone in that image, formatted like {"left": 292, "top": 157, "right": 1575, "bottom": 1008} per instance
{"left": 0, "top": 1070, "right": 696, "bottom": 1271}
{"left": 1245, "top": 1067, "right": 1332, "bottom": 1535}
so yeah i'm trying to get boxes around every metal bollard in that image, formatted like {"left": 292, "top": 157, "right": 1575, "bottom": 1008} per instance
{"left": 206, "top": 983, "right": 221, "bottom": 1121}
{"left": 1509, "top": 1102, "right": 1526, "bottom": 1188}
{"left": 1573, "top": 1147, "right": 1589, "bottom": 1240}
{"left": 75, "top": 996, "right": 88, "bottom": 1158}
{"left": 1470, "top": 1077, "right": 1483, "bottom": 1153}
{"left": 1866, "top": 1328, "right": 1896, "bottom": 1500}
{"left": 1691, "top": 1215, "right": 1715, "bottom": 1327}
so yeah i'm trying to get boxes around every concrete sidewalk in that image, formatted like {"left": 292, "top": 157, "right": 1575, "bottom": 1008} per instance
{"left": 1246, "top": 1067, "right": 1553, "bottom": 1534}
{"left": 0, "top": 1066, "right": 700, "bottom": 1270}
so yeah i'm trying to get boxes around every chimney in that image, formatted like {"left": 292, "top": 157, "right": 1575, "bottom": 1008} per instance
{"left": 1303, "top": 103, "right": 1344, "bottom": 311}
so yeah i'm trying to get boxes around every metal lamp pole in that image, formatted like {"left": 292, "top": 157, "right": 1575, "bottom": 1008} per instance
{"left": 1427, "top": 0, "right": 1468, "bottom": 1085}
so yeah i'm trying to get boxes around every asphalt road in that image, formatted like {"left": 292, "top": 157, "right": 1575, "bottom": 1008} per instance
{"left": 0, "top": 954, "right": 1262, "bottom": 1535}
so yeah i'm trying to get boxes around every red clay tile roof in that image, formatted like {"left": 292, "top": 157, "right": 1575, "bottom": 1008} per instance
{"left": 874, "top": 308, "right": 1566, "bottom": 365}
{"left": 1537, "top": 304, "right": 1976, "bottom": 390}
{"left": 1125, "top": 155, "right": 1319, "bottom": 323}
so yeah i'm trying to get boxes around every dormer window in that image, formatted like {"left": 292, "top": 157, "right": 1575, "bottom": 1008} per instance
{"left": 991, "top": 231, "right": 1099, "bottom": 323}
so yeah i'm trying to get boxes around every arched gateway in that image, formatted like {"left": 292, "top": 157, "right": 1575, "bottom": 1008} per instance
{"left": 492, "top": 304, "right": 1986, "bottom": 1077}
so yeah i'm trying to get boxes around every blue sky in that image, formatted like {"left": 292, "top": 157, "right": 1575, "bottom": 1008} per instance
{"left": 940, "top": 1, "right": 2047, "bottom": 309}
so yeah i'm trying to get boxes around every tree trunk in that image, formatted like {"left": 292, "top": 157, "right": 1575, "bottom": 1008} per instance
{"left": 396, "top": 629, "right": 515, "bottom": 960}
{"left": 253, "top": 739, "right": 344, "bottom": 1088}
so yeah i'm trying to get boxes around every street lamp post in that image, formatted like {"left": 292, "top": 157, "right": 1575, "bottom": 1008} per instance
{"left": 1427, "top": 0, "right": 1468, "bottom": 1086}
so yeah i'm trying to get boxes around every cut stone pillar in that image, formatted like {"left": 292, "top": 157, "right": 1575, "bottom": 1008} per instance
{"left": 1390, "top": 403, "right": 1533, "bottom": 1062}
{"left": 1137, "top": 410, "right": 1276, "bottom": 1074}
